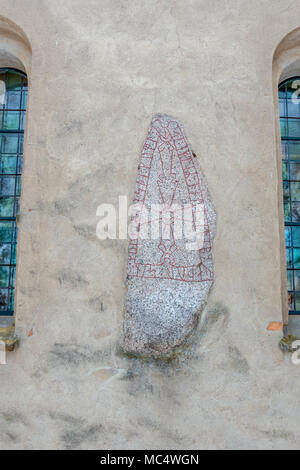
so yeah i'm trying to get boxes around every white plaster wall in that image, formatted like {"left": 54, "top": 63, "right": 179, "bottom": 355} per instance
{"left": 0, "top": 0, "right": 298, "bottom": 449}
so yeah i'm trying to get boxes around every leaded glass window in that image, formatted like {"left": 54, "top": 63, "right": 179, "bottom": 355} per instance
{"left": 0, "top": 69, "right": 27, "bottom": 316}
{"left": 279, "top": 77, "right": 300, "bottom": 314}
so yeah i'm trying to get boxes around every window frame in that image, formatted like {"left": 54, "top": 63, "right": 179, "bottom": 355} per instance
{"left": 279, "top": 76, "right": 300, "bottom": 315}
{"left": 0, "top": 68, "right": 27, "bottom": 317}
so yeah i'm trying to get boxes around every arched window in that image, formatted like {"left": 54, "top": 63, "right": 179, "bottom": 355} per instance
{"left": 0, "top": 69, "right": 27, "bottom": 316}
{"left": 279, "top": 77, "right": 300, "bottom": 315}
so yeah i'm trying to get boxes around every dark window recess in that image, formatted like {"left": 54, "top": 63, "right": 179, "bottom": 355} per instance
{"left": 0, "top": 69, "right": 27, "bottom": 316}
{"left": 279, "top": 77, "right": 300, "bottom": 314}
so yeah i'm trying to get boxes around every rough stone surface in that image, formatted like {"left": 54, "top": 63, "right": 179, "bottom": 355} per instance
{"left": 124, "top": 115, "right": 215, "bottom": 356}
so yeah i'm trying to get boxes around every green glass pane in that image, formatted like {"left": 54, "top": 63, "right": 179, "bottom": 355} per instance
{"left": 286, "top": 248, "right": 293, "bottom": 268}
{"left": 10, "top": 267, "right": 15, "bottom": 287}
{"left": 21, "top": 91, "right": 27, "bottom": 109}
{"left": 0, "top": 176, "right": 15, "bottom": 196}
{"left": 288, "top": 119, "right": 300, "bottom": 138}
{"left": 288, "top": 99, "right": 300, "bottom": 118}
{"left": 0, "top": 156, "right": 17, "bottom": 174}
{"left": 13, "top": 224, "right": 18, "bottom": 243}
{"left": 9, "top": 289, "right": 14, "bottom": 311}
{"left": 20, "top": 111, "right": 25, "bottom": 130}
{"left": 280, "top": 118, "right": 287, "bottom": 137}
{"left": 6, "top": 91, "right": 21, "bottom": 109}
{"left": 6, "top": 72, "right": 22, "bottom": 90}
{"left": 283, "top": 181, "right": 290, "bottom": 201}
{"left": 292, "top": 202, "right": 300, "bottom": 222}
{"left": 295, "top": 271, "right": 300, "bottom": 290}
{"left": 0, "top": 134, "right": 18, "bottom": 153}
{"left": 0, "top": 244, "right": 10, "bottom": 264}
{"left": 282, "top": 141, "right": 288, "bottom": 160}
{"left": 279, "top": 99, "right": 286, "bottom": 117}
{"left": 17, "top": 156, "right": 22, "bottom": 174}
{"left": 294, "top": 249, "right": 300, "bottom": 268}
{"left": 295, "top": 292, "right": 300, "bottom": 311}
{"left": 291, "top": 182, "right": 300, "bottom": 201}
{"left": 0, "top": 289, "right": 8, "bottom": 310}
{"left": 2, "top": 111, "right": 19, "bottom": 130}
{"left": 282, "top": 162, "right": 288, "bottom": 180}
{"left": 14, "top": 197, "right": 19, "bottom": 217}
{"left": 286, "top": 79, "right": 300, "bottom": 99}
{"left": 285, "top": 226, "right": 291, "bottom": 246}
{"left": 279, "top": 85, "right": 286, "bottom": 99}
{"left": 0, "top": 197, "right": 14, "bottom": 217}
{"left": 0, "top": 222, "right": 13, "bottom": 243}
{"left": 284, "top": 202, "right": 291, "bottom": 222}
{"left": 16, "top": 176, "right": 21, "bottom": 196}
{"left": 289, "top": 142, "right": 300, "bottom": 160}
{"left": 288, "top": 292, "right": 294, "bottom": 310}
{"left": 290, "top": 163, "right": 300, "bottom": 181}
{"left": 0, "top": 266, "right": 10, "bottom": 287}
{"left": 18, "top": 135, "right": 23, "bottom": 154}
{"left": 11, "top": 244, "right": 16, "bottom": 264}
{"left": 287, "top": 270, "right": 293, "bottom": 290}
{"left": 292, "top": 226, "right": 300, "bottom": 247}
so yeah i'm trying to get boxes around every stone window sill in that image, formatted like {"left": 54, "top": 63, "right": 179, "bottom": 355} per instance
{"left": 0, "top": 325, "right": 18, "bottom": 351}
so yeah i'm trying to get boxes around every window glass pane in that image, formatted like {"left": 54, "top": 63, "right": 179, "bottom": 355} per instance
{"left": 294, "top": 249, "right": 300, "bottom": 269}
{"left": 21, "top": 91, "right": 27, "bottom": 109}
{"left": 18, "top": 134, "right": 23, "bottom": 154}
{"left": 290, "top": 162, "right": 300, "bottom": 180}
{"left": 280, "top": 118, "right": 287, "bottom": 137}
{"left": 286, "top": 80, "right": 300, "bottom": 99}
{"left": 20, "top": 111, "right": 25, "bottom": 131}
{"left": 0, "top": 266, "right": 10, "bottom": 287}
{"left": 288, "top": 292, "right": 294, "bottom": 310}
{"left": 2, "top": 111, "right": 20, "bottom": 130}
{"left": 283, "top": 181, "right": 289, "bottom": 201}
{"left": 17, "top": 156, "right": 22, "bottom": 174}
{"left": 292, "top": 202, "right": 300, "bottom": 222}
{"left": 282, "top": 141, "right": 288, "bottom": 159}
{"left": 279, "top": 99, "right": 286, "bottom": 116}
{"left": 0, "top": 288, "right": 8, "bottom": 310}
{"left": 0, "top": 244, "right": 10, "bottom": 264}
{"left": 279, "top": 85, "right": 286, "bottom": 100}
{"left": 6, "top": 91, "right": 21, "bottom": 110}
{"left": 295, "top": 270, "right": 300, "bottom": 290}
{"left": 287, "top": 99, "right": 300, "bottom": 118}
{"left": 6, "top": 72, "right": 22, "bottom": 90}
{"left": 0, "top": 197, "right": 14, "bottom": 217}
{"left": 284, "top": 202, "right": 291, "bottom": 222}
{"left": 0, "top": 155, "right": 17, "bottom": 174}
{"left": 0, "top": 134, "right": 18, "bottom": 154}
{"left": 296, "top": 292, "right": 300, "bottom": 310}
{"left": 282, "top": 162, "right": 288, "bottom": 180}
{"left": 11, "top": 243, "right": 16, "bottom": 264}
{"left": 9, "top": 288, "right": 14, "bottom": 310}
{"left": 292, "top": 226, "right": 300, "bottom": 247}
{"left": 0, "top": 221, "right": 14, "bottom": 242}
{"left": 286, "top": 248, "right": 293, "bottom": 268}
{"left": 291, "top": 182, "right": 300, "bottom": 201}
{"left": 288, "top": 119, "right": 300, "bottom": 138}
{"left": 0, "top": 70, "right": 26, "bottom": 315}
{"left": 0, "top": 176, "right": 16, "bottom": 196}
{"left": 289, "top": 142, "right": 300, "bottom": 160}
{"left": 287, "top": 270, "right": 293, "bottom": 290}
{"left": 285, "top": 226, "right": 291, "bottom": 246}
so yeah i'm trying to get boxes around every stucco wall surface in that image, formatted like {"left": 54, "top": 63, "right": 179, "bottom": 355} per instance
{"left": 0, "top": 0, "right": 298, "bottom": 450}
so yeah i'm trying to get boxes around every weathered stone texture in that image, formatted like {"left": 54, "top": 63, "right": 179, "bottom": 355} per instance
{"left": 124, "top": 115, "right": 215, "bottom": 355}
